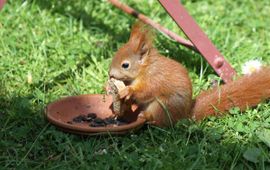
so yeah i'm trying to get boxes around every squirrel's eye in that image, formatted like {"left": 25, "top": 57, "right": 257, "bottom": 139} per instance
{"left": 121, "top": 62, "right": 130, "bottom": 69}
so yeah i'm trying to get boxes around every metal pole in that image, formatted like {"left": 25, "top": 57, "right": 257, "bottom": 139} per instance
{"left": 108, "top": 0, "right": 196, "bottom": 51}
{"left": 158, "top": 0, "right": 236, "bottom": 82}
{"left": 0, "top": 0, "right": 5, "bottom": 10}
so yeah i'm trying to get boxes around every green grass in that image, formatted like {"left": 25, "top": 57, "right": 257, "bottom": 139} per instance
{"left": 0, "top": 0, "right": 270, "bottom": 169}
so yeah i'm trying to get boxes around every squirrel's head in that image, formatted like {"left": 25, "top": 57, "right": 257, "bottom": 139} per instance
{"left": 109, "top": 22, "right": 153, "bottom": 83}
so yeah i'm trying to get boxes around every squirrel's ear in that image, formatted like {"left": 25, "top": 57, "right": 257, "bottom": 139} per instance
{"left": 129, "top": 21, "right": 153, "bottom": 57}
{"left": 139, "top": 42, "right": 150, "bottom": 58}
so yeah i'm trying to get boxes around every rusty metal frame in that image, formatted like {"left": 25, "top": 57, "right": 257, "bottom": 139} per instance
{"left": 108, "top": 0, "right": 237, "bottom": 83}
{"left": 158, "top": 0, "right": 236, "bottom": 83}
{"left": 0, "top": 0, "right": 237, "bottom": 82}
{"left": 0, "top": 0, "right": 5, "bottom": 10}
{"left": 108, "top": 0, "right": 196, "bottom": 51}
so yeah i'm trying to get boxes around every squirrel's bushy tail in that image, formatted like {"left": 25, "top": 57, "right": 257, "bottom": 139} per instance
{"left": 192, "top": 67, "right": 270, "bottom": 120}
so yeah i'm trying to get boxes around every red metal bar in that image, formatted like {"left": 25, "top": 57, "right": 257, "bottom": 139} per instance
{"left": 0, "top": 0, "right": 5, "bottom": 10}
{"left": 108, "top": 0, "right": 196, "bottom": 51}
{"left": 158, "top": 0, "right": 236, "bottom": 83}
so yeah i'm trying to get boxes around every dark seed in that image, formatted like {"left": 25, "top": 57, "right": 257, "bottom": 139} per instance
{"left": 115, "top": 118, "right": 128, "bottom": 126}
{"left": 116, "top": 120, "right": 128, "bottom": 126}
{"left": 89, "top": 121, "right": 104, "bottom": 127}
{"left": 87, "top": 113, "right": 97, "bottom": 119}
{"left": 67, "top": 121, "right": 73, "bottom": 124}
{"left": 82, "top": 116, "right": 88, "bottom": 121}
{"left": 85, "top": 116, "right": 93, "bottom": 121}
{"left": 93, "top": 117, "right": 105, "bottom": 124}
{"left": 104, "top": 117, "right": 117, "bottom": 125}
{"left": 73, "top": 115, "right": 87, "bottom": 123}
{"left": 88, "top": 116, "right": 128, "bottom": 127}
{"left": 89, "top": 118, "right": 106, "bottom": 127}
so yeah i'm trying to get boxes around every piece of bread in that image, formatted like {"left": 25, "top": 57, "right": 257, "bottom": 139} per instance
{"left": 107, "top": 78, "right": 126, "bottom": 116}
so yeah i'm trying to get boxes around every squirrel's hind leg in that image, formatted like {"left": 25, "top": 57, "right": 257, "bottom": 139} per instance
{"left": 138, "top": 99, "right": 171, "bottom": 127}
{"left": 138, "top": 94, "right": 191, "bottom": 127}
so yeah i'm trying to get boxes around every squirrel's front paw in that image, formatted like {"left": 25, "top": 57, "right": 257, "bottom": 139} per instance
{"left": 118, "top": 86, "right": 132, "bottom": 100}
{"left": 138, "top": 112, "right": 157, "bottom": 125}
{"left": 138, "top": 112, "right": 146, "bottom": 119}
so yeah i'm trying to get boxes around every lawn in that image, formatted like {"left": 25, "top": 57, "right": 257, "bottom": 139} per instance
{"left": 0, "top": 0, "right": 270, "bottom": 169}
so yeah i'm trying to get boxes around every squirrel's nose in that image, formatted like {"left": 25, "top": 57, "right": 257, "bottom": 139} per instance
{"left": 109, "top": 69, "right": 116, "bottom": 79}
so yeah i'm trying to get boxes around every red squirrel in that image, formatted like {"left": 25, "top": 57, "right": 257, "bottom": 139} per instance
{"left": 108, "top": 22, "right": 270, "bottom": 127}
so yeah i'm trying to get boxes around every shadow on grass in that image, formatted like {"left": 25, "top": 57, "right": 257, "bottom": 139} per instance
{"left": 29, "top": 0, "right": 216, "bottom": 95}
{"left": 33, "top": 0, "right": 131, "bottom": 46}
{"left": 0, "top": 93, "right": 267, "bottom": 169}
{"left": 0, "top": 92, "right": 74, "bottom": 168}
{"left": 1, "top": 1, "right": 268, "bottom": 169}
{"left": 32, "top": 0, "right": 214, "bottom": 76}
{"left": 157, "top": 35, "right": 213, "bottom": 75}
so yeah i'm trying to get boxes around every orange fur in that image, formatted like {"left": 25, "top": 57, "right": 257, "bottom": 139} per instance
{"left": 131, "top": 53, "right": 193, "bottom": 126}
{"left": 192, "top": 67, "right": 270, "bottom": 120}
{"left": 109, "top": 22, "right": 270, "bottom": 127}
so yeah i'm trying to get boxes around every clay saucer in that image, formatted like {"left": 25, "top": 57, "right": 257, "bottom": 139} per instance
{"left": 45, "top": 94, "right": 146, "bottom": 135}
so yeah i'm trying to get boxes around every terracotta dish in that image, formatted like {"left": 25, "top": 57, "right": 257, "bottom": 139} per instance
{"left": 45, "top": 94, "right": 146, "bottom": 135}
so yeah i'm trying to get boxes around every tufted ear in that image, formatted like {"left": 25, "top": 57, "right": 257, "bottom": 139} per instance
{"left": 128, "top": 21, "right": 153, "bottom": 57}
